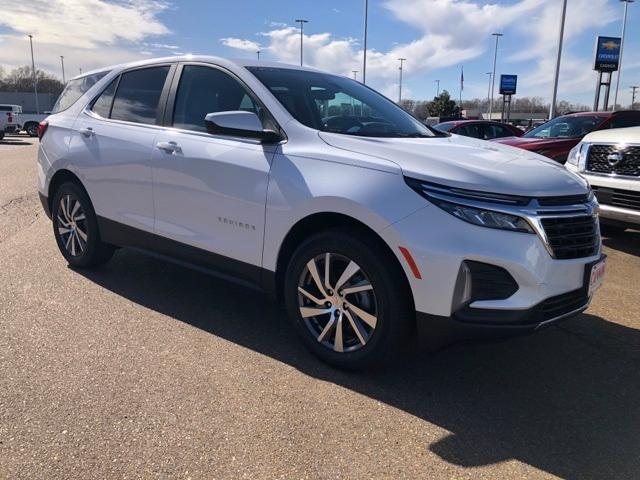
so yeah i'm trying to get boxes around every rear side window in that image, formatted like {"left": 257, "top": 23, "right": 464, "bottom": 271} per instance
{"left": 52, "top": 71, "right": 109, "bottom": 113}
{"left": 91, "top": 78, "right": 118, "bottom": 118}
{"left": 172, "top": 65, "right": 259, "bottom": 132}
{"left": 609, "top": 115, "right": 640, "bottom": 129}
{"left": 110, "top": 66, "right": 170, "bottom": 125}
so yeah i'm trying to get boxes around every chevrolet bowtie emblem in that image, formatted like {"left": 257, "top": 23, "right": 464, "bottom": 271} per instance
{"left": 602, "top": 40, "right": 620, "bottom": 50}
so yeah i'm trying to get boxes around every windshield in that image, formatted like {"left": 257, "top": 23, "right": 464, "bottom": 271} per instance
{"left": 433, "top": 123, "right": 454, "bottom": 132}
{"left": 247, "top": 67, "right": 435, "bottom": 138}
{"left": 524, "top": 115, "right": 604, "bottom": 139}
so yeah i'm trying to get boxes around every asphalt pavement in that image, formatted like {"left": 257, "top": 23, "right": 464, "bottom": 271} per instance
{"left": 1, "top": 135, "right": 639, "bottom": 479}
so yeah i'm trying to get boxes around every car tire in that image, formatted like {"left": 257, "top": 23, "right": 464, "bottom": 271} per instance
{"left": 600, "top": 223, "right": 626, "bottom": 237}
{"left": 0, "top": 131, "right": 4, "bottom": 141}
{"left": 284, "top": 227, "right": 414, "bottom": 370}
{"left": 25, "top": 122, "right": 38, "bottom": 137}
{"left": 51, "top": 182, "right": 114, "bottom": 268}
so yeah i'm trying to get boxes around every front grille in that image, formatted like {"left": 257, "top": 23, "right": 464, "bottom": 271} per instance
{"left": 537, "top": 289, "right": 588, "bottom": 322}
{"left": 586, "top": 145, "right": 640, "bottom": 177}
{"left": 541, "top": 216, "right": 599, "bottom": 259}
{"left": 537, "top": 194, "right": 591, "bottom": 207}
{"left": 592, "top": 185, "right": 640, "bottom": 212}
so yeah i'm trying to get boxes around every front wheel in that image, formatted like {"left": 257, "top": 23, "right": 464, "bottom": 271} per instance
{"left": 25, "top": 122, "right": 38, "bottom": 137}
{"left": 51, "top": 182, "right": 114, "bottom": 268}
{"left": 284, "top": 228, "right": 413, "bottom": 369}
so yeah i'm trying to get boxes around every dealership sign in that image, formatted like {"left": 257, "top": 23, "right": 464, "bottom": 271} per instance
{"left": 594, "top": 36, "right": 621, "bottom": 72}
{"left": 499, "top": 75, "right": 518, "bottom": 95}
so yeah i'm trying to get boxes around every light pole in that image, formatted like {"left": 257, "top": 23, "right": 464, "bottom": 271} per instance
{"left": 486, "top": 72, "right": 492, "bottom": 114}
{"left": 256, "top": 50, "right": 261, "bottom": 60}
{"left": 613, "top": 0, "right": 634, "bottom": 111}
{"left": 489, "top": 32, "right": 503, "bottom": 117}
{"left": 295, "top": 19, "right": 308, "bottom": 66}
{"left": 632, "top": 86, "right": 639, "bottom": 108}
{"left": 549, "top": 0, "right": 567, "bottom": 119}
{"left": 60, "top": 55, "right": 66, "bottom": 84}
{"left": 352, "top": 70, "right": 358, "bottom": 80}
{"left": 28, "top": 34, "right": 40, "bottom": 114}
{"left": 435, "top": 79, "right": 440, "bottom": 97}
{"left": 398, "top": 58, "right": 406, "bottom": 103}
{"left": 362, "top": 0, "right": 369, "bottom": 84}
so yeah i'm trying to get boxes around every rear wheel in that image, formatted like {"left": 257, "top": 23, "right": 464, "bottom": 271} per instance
{"left": 51, "top": 182, "right": 114, "bottom": 268}
{"left": 284, "top": 228, "right": 413, "bottom": 369}
{"left": 25, "top": 122, "right": 38, "bottom": 137}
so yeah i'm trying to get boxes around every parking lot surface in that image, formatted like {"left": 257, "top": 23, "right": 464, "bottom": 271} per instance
{"left": 1, "top": 135, "right": 639, "bottom": 479}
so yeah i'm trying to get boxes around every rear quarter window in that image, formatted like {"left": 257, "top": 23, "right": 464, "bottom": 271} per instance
{"left": 51, "top": 71, "right": 110, "bottom": 113}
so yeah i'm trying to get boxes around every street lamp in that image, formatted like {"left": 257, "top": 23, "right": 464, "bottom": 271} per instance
{"left": 362, "top": 0, "right": 369, "bottom": 84}
{"left": 28, "top": 34, "right": 40, "bottom": 114}
{"left": 435, "top": 79, "right": 440, "bottom": 97}
{"left": 256, "top": 50, "right": 261, "bottom": 60}
{"left": 486, "top": 72, "right": 492, "bottom": 113}
{"left": 295, "top": 19, "right": 308, "bottom": 66}
{"left": 60, "top": 55, "right": 66, "bottom": 84}
{"left": 489, "top": 32, "right": 504, "bottom": 117}
{"left": 613, "top": 0, "right": 634, "bottom": 111}
{"left": 398, "top": 58, "right": 406, "bottom": 103}
{"left": 632, "top": 86, "right": 639, "bottom": 108}
{"left": 352, "top": 70, "right": 358, "bottom": 80}
{"left": 549, "top": 0, "right": 567, "bottom": 119}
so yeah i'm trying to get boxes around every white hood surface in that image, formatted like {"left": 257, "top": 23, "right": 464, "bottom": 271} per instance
{"left": 318, "top": 132, "right": 589, "bottom": 198}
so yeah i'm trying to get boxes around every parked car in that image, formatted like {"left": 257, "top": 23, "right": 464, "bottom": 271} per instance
{"left": 492, "top": 111, "right": 640, "bottom": 164}
{"left": 0, "top": 104, "right": 22, "bottom": 134}
{"left": 38, "top": 57, "right": 605, "bottom": 369}
{"left": 434, "top": 120, "right": 523, "bottom": 140}
{"left": 19, "top": 113, "right": 50, "bottom": 137}
{"left": 566, "top": 126, "right": 640, "bottom": 234}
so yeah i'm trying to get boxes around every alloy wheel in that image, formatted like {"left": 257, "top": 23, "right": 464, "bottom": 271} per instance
{"left": 297, "top": 253, "right": 378, "bottom": 353}
{"left": 56, "top": 194, "right": 88, "bottom": 257}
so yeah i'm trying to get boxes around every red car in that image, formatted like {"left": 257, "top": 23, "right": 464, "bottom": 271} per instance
{"left": 492, "top": 111, "right": 640, "bottom": 164}
{"left": 434, "top": 120, "right": 523, "bottom": 140}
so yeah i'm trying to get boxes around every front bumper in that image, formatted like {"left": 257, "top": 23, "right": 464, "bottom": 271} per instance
{"left": 598, "top": 204, "right": 640, "bottom": 227}
{"left": 383, "top": 203, "right": 602, "bottom": 324}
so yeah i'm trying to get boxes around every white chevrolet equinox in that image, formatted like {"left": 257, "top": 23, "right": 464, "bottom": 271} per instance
{"left": 37, "top": 56, "right": 606, "bottom": 368}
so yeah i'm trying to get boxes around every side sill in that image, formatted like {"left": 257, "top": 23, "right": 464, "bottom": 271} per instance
{"left": 97, "top": 216, "right": 273, "bottom": 293}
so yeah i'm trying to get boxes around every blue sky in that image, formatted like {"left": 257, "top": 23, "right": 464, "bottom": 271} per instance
{"left": 1, "top": 0, "right": 639, "bottom": 107}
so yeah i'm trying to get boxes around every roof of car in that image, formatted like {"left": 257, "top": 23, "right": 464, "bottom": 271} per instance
{"left": 69, "top": 55, "right": 324, "bottom": 81}
{"left": 437, "top": 120, "right": 507, "bottom": 127}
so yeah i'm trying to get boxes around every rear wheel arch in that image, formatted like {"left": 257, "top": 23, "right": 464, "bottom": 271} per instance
{"left": 274, "top": 212, "right": 415, "bottom": 310}
{"left": 48, "top": 169, "right": 89, "bottom": 213}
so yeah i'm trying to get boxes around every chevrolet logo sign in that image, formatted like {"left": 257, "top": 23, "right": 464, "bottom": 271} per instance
{"left": 602, "top": 40, "right": 620, "bottom": 50}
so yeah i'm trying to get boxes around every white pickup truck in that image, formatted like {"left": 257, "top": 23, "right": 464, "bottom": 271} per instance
{"left": 0, "top": 104, "right": 22, "bottom": 139}
{"left": 17, "top": 113, "right": 49, "bottom": 137}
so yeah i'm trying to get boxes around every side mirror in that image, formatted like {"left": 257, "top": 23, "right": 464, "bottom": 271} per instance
{"left": 204, "top": 111, "right": 281, "bottom": 143}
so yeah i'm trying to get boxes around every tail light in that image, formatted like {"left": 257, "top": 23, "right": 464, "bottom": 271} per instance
{"left": 7, "top": 114, "right": 12, "bottom": 123}
{"left": 37, "top": 121, "right": 49, "bottom": 141}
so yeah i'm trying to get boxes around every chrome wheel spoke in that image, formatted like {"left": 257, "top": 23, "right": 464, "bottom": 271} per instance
{"left": 58, "top": 226, "right": 72, "bottom": 235}
{"left": 341, "top": 282, "right": 373, "bottom": 296}
{"left": 75, "top": 225, "right": 88, "bottom": 242}
{"left": 57, "top": 214, "right": 71, "bottom": 227}
{"left": 334, "top": 312, "right": 344, "bottom": 352}
{"left": 345, "top": 310, "right": 367, "bottom": 345}
{"left": 324, "top": 252, "right": 331, "bottom": 291}
{"left": 57, "top": 194, "right": 87, "bottom": 257}
{"left": 75, "top": 213, "right": 86, "bottom": 221}
{"left": 298, "top": 286, "right": 324, "bottom": 305}
{"left": 306, "top": 259, "right": 328, "bottom": 297}
{"left": 317, "top": 317, "right": 336, "bottom": 342}
{"left": 71, "top": 199, "right": 81, "bottom": 217}
{"left": 348, "top": 303, "right": 377, "bottom": 329}
{"left": 335, "top": 261, "right": 361, "bottom": 292}
{"left": 300, "top": 306, "right": 331, "bottom": 318}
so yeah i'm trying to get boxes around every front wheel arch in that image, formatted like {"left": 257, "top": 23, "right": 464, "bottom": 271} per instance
{"left": 274, "top": 212, "right": 415, "bottom": 312}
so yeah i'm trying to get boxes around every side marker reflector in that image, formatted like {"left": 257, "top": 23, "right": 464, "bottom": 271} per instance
{"left": 399, "top": 247, "right": 422, "bottom": 279}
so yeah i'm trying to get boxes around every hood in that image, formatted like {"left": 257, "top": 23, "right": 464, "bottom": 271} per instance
{"left": 583, "top": 126, "right": 640, "bottom": 144}
{"left": 318, "top": 132, "right": 588, "bottom": 197}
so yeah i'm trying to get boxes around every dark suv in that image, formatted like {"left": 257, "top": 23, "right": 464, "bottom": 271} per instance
{"left": 492, "top": 111, "right": 640, "bottom": 164}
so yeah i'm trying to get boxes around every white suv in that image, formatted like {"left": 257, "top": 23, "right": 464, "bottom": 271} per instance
{"left": 566, "top": 126, "right": 640, "bottom": 234}
{"left": 37, "top": 56, "right": 605, "bottom": 368}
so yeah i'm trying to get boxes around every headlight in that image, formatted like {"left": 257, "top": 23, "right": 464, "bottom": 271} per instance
{"left": 405, "top": 178, "right": 535, "bottom": 234}
{"left": 566, "top": 142, "right": 588, "bottom": 170}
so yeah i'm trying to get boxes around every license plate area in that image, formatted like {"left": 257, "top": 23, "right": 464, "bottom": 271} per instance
{"left": 587, "top": 257, "right": 606, "bottom": 297}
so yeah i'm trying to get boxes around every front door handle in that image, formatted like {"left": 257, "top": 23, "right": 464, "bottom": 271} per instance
{"left": 80, "top": 127, "right": 94, "bottom": 137}
{"left": 156, "top": 141, "right": 181, "bottom": 153}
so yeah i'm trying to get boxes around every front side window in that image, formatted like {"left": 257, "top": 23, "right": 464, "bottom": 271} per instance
{"left": 457, "top": 124, "right": 481, "bottom": 138}
{"left": 110, "top": 66, "right": 170, "bottom": 125}
{"left": 524, "top": 115, "right": 604, "bottom": 139}
{"left": 52, "top": 71, "right": 109, "bottom": 113}
{"left": 172, "top": 65, "right": 260, "bottom": 132}
{"left": 247, "top": 67, "right": 435, "bottom": 138}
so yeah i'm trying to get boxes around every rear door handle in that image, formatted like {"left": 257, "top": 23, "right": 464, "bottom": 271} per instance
{"left": 80, "top": 127, "right": 94, "bottom": 137}
{"left": 156, "top": 141, "right": 181, "bottom": 153}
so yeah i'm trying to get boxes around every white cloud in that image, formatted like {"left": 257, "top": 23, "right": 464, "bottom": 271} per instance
{"left": 220, "top": 37, "right": 261, "bottom": 52}
{"left": 0, "top": 0, "right": 172, "bottom": 79}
